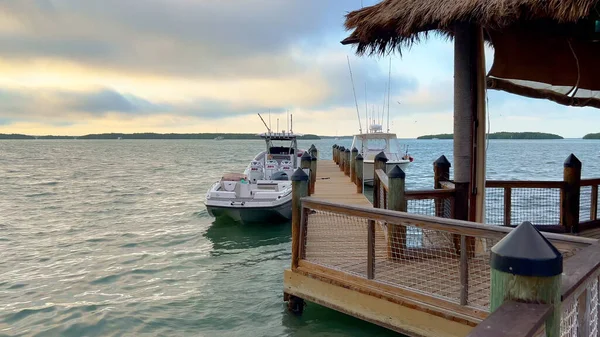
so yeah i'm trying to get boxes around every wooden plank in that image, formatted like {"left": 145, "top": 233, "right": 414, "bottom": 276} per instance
{"left": 503, "top": 187, "right": 511, "bottom": 227}
{"left": 486, "top": 180, "right": 564, "bottom": 189}
{"left": 466, "top": 301, "right": 551, "bottom": 337}
{"left": 284, "top": 269, "right": 474, "bottom": 337}
{"left": 441, "top": 181, "right": 456, "bottom": 190}
{"left": 367, "top": 219, "right": 375, "bottom": 279}
{"left": 591, "top": 185, "right": 598, "bottom": 220}
{"left": 296, "top": 260, "right": 487, "bottom": 322}
{"left": 312, "top": 160, "right": 371, "bottom": 207}
{"left": 405, "top": 189, "right": 456, "bottom": 199}
{"left": 561, "top": 242, "right": 600, "bottom": 300}
{"left": 375, "top": 169, "right": 389, "bottom": 191}
{"left": 581, "top": 178, "right": 600, "bottom": 187}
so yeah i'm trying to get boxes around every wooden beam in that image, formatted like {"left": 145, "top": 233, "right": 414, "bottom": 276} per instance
{"left": 466, "top": 301, "right": 551, "bottom": 337}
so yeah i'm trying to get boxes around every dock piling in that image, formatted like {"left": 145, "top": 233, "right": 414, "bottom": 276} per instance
{"left": 344, "top": 148, "right": 351, "bottom": 176}
{"left": 490, "top": 221, "right": 562, "bottom": 337}
{"left": 562, "top": 154, "right": 581, "bottom": 233}
{"left": 339, "top": 146, "right": 345, "bottom": 172}
{"left": 350, "top": 147, "right": 358, "bottom": 183}
{"left": 310, "top": 154, "right": 317, "bottom": 195}
{"left": 387, "top": 165, "right": 407, "bottom": 259}
{"left": 373, "top": 152, "right": 388, "bottom": 208}
{"left": 434, "top": 155, "right": 451, "bottom": 217}
{"left": 301, "top": 152, "right": 312, "bottom": 196}
{"left": 355, "top": 154, "right": 363, "bottom": 194}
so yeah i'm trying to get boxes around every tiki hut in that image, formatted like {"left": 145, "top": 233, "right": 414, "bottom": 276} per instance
{"left": 341, "top": 0, "right": 600, "bottom": 223}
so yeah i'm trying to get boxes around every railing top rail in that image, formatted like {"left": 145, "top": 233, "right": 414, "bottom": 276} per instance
{"left": 486, "top": 180, "right": 565, "bottom": 189}
{"left": 301, "top": 197, "right": 597, "bottom": 247}
{"left": 465, "top": 301, "right": 551, "bottom": 337}
{"left": 375, "top": 169, "right": 389, "bottom": 191}
{"left": 561, "top": 241, "right": 600, "bottom": 300}
{"left": 405, "top": 189, "right": 455, "bottom": 200}
{"left": 581, "top": 178, "right": 600, "bottom": 186}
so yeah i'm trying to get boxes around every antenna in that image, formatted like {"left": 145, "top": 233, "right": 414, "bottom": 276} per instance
{"left": 364, "top": 82, "right": 368, "bottom": 134}
{"left": 346, "top": 55, "right": 362, "bottom": 134}
{"left": 269, "top": 109, "right": 272, "bottom": 131}
{"left": 257, "top": 113, "right": 271, "bottom": 133}
{"left": 290, "top": 114, "right": 293, "bottom": 134}
{"left": 287, "top": 110, "right": 289, "bottom": 133}
{"left": 277, "top": 118, "right": 279, "bottom": 133}
{"left": 387, "top": 57, "right": 392, "bottom": 133}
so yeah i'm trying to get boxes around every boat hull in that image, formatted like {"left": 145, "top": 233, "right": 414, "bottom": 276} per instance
{"left": 205, "top": 199, "right": 292, "bottom": 224}
{"left": 363, "top": 161, "right": 410, "bottom": 187}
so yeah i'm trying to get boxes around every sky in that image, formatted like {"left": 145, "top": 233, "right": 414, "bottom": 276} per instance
{"left": 0, "top": 0, "right": 598, "bottom": 138}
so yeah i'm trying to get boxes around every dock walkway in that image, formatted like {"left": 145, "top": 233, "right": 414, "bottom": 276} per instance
{"left": 312, "top": 160, "right": 370, "bottom": 206}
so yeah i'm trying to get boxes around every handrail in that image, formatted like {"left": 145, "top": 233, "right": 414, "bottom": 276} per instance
{"left": 581, "top": 178, "right": 600, "bottom": 186}
{"left": 301, "top": 197, "right": 596, "bottom": 247}
{"left": 486, "top": 180, "right": 564, "bottom": 188}
{"left": 375, "top": 169, "right": 389, "bottom": 191}
{"left": 405, "top": 189, "right": 455, "bottom": 200}
{"left": 561, "top": 241, "right": 600, "bottom": 300}
{"left": 466, "top": 301, "right": 551, "bottom": 337}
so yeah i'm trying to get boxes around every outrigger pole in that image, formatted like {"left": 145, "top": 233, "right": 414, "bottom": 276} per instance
{"left": 347, "top": 55, "right": 363, "bottom": 134}
{"left": 257, "top": 113, "right": 271, "bottom": 134}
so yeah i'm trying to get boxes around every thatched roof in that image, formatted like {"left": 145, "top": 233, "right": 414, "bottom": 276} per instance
{"left": 342, "top": 0, "right": 599, "bottom": 55}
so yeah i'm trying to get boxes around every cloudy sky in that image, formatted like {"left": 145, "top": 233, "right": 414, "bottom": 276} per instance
{"left": 0, "top": 0, "right": 598, "bottom": 138}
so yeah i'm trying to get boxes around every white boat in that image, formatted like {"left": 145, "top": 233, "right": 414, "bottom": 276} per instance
{"left": 204, "top": 131, "right": 306, "bottom": 224}
{"left": 351, "top": 123, "right": 413, "bottom": 186}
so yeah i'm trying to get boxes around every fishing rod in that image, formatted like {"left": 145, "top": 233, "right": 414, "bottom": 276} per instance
{"left": 347, "top": 55, "right": 363, "bottom": 134}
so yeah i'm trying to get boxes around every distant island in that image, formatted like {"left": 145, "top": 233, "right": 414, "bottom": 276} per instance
{"left": 418, "top": 132, "right": 564, "bottom": 140}
{"left": 583, "top": 133, "right": 600, "bottom": 139}
{"left": 0, "top": 132, "right": 321, "bottom": 140}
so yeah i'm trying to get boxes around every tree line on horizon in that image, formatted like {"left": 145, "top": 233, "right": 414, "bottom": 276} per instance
{"left": 0, "top": 132, "right": 322, "bottom": 140}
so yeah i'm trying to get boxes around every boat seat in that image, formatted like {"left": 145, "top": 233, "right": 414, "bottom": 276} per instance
{"left": 280, "top": 160, "right": 294, "bottom": 178}
{"left": 265, "top": 160, "right": 279, "bottom": 180}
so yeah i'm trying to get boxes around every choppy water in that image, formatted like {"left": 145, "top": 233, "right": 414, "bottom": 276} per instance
{"left": 1, "top": 139, "right": 599, "bottom": 336}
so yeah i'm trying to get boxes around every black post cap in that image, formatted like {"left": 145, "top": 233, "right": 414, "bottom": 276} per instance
{"left": 344, "top": 148, "right": 350, "bottom": 153}
{"left": 388, "top": 165, "right": 406, "bottom": 179}
{"left": 301, "top": 151, "right": 311, "bottom": 160}
{"left": 291, "top": 168, "right": 309, "bottom": 181}
{"left": 333, "top": 144, "right": 338, "bottom": 149}
{"left": 490, "top": 221, "right": 562, "bottom": 277}
{"left": 311, "top": 155, "right": 317, "bottom": 161}
{"left": 339, "top": 146, "right": 345, "bottom": 151}
{"left": 356, "top": 154, "right": 363, "bottom": 160}
{"left": 434, "top": 155, "right": 451, "bottom": 168}
{"left": 564, "top": 153, "right": 582, "bottom": 169}
{"left": 374, "top": 151, "right": 388, "bottom": 163}
{"left": 352, "top": 147, "right": 358, "bottom": 153}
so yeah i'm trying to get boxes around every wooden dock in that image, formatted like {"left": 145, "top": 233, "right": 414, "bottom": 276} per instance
{"left": 312, "top": 160, "right": 370, "bottom": 206}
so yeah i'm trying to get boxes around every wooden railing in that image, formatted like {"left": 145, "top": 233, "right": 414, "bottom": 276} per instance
{"left": 291, "top": 196, "right": 595, "bottom": 329}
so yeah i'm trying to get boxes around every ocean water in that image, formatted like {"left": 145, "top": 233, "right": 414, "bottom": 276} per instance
{"left": 1, "top": 138, "right": 599, "bottom": 337}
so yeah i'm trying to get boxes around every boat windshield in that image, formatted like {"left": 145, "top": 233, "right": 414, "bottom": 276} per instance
{"left": 366, "top": 138, "right": 388, "bottom": 151}
{"left": 351, "top": 137, "right": 363, "bottom": 152}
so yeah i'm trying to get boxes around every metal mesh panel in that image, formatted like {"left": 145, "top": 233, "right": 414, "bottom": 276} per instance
{"left": 466, "top": 236, "right": 501, "bottom": 311}
{"left": 485, "top": 187, "right": 561, "bottom": 226}
{"left": 581, "top": 186, "right": 592, "bottom": 222}
{"left": 407, "top": 199, "right": 436, "bottom": 217}
{"left": 561, "top": 296, "right": 579, "bottom": 337}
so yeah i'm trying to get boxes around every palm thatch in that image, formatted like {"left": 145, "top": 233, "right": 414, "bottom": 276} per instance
{"left": 343, "top": 0, "right": 600, "bottom": 55}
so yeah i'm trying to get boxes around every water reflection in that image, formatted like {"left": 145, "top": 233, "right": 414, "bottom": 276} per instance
{"left": 203, "top": 218, "right": 291, "bottom": 252}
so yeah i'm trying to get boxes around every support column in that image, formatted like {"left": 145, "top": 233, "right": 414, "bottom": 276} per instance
{"left": 454, "top": 23, "right": 486, "bottom": 223}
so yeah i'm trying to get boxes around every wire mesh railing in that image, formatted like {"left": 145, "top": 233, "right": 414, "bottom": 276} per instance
{"left": 298, "top": 198, "right": 591, "bottom": 315}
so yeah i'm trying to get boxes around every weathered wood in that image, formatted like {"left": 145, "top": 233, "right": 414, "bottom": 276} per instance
{"left": 298, "top": 207, "right": 310, "bottom": 261}
{"left": 434, "top": 155, "right": 451, "bottom": 219}
{"left": 580, "top": 178, "right": 600, "bottom": 186}
{"left": 301, "top": 152, "right": 312, "bottom": 197}
{"left": 350, "top": 147, "right": 358, "bottom": 184}
{"left": 344, "top": 149, "right": 351, "bottom": 176}
{"left": 373, "top": 153, "right": 388, "bottom": 209}
{"left": 591, "top": 185, "right": 598, "bottom": 220}
{"left": 387, "top": 166, "right": 407, "bottom": 259}
{"left": 576, "top": 219, "right": 600, "bottom": 232}
{"left": 375, "top": 169, "right": 389, "bottom": 191}
{"left": 503, "top": 187, "right": 511, "bottom": 227}
{"left": 486, "top": 180, "right": 564, "bottom": 189}
{"left": 490, "top": 222, "right": 562, "bottom": 337}
{"left": 367, "top": 219, "right": 375, "bottom": 279}
{"left": 291, "top": 170, "right": 309, "bottom": 270}
{"left": 466, "top": 301, "right": 551, "bottom": 337}
{"left": 459, "top": 235, "right": 468, "bottom": 305}
{"left": 310, "top": 146, "right": 318, "bottom": 195}
{"left": 560, "top": 242, "right": 600, "bottom": 300}
{"left": 562, "top": 154, "right": 582, "bottom": 233}
{"left": 355, "top": 154, "right": 364, "bottom": 194}
{"left": 405, "top": 189, "right": 455, "bottom": 199}
{"left": 301, "top": 198, "right": 596, "bottom": 247}
{"left": 312, "top": 160, "right": 370, "bottom": 207}
{"left": 441, "top": 181, "right": 456, "bottom": 190}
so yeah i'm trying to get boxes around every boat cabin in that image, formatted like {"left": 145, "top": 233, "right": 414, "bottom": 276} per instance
{"left": 351, "top": 130, "right": 407, "bottom": 162}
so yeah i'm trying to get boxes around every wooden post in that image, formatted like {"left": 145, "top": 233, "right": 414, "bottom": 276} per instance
{"left": 291, "top": 168, "right": 309, "bottom": 270}
{"left": 300, "top": 151, "right": 312, "bottom": 197}
{"left": 592, "top": 185, "right": 598, "bottom": 221}
{"left": 344, "top": 148, "right": 351, "bottom": 176}
{"left": 310, "top": 154, "right": 317, "bottom": 195}
{"left": 387, "top": 166, "right": 407, "bottom": 260}
{"left": 339, "top": 146, "right": 345, "bottom": 172}
{"left": 490, "top": 221, "right": 562, "bottom": 337}
{"left": 333, "top": 145, "right": 338, "bottom": 164}
{"left": 503, "top": 187, "right": 512, "bottom": 226}
{"left": 350, "top": 147, "right": 358, "bottom": 183}
{"left": 433, "top": 155, "right": 451, "bottom": 217}
{"left": 355, "top": 154, "right": 364, "bottom": 194}
{"left": 373, "top": 152, "right": 388, "bottom": 209}
{"left": 562, "top": 154, "right": 582, "bottom": 233}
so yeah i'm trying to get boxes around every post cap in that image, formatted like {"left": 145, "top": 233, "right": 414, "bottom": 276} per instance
{"left": 344, "top": 148, "right": 350, "bottom": 153}
{"left": 291, "top": 168, "right": 309, "bottom": 181}
{"left": 356, "top": 154, "right": 363, "bottom": 160}
{"left": 301, "top": 151, "right": 312, "bottom": 160}
{"left": 332, "top": 144, "right": 337, "bottom": 148}
{"left": 490, "top": 221, "right": 562, "bottom": 277}
{"left": 388, "top": 165, "right": 406, "bottom": 179}
{"left": 564, "top": 153, "right": 582, "bottom": 169}
{"left": 434, "top": 155, "right": 451, "bottom": 168}
{"left": 339, "top": 146, "right": 345, "bottom": 151}
{"left": 352, "top": 147, "right": 358, "bottom": 153}
{"left": 374, "top": 151, "right": 388, "bottom": 163}
{"left": 311, "top": 154, "right": 317, "bottom": 161}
